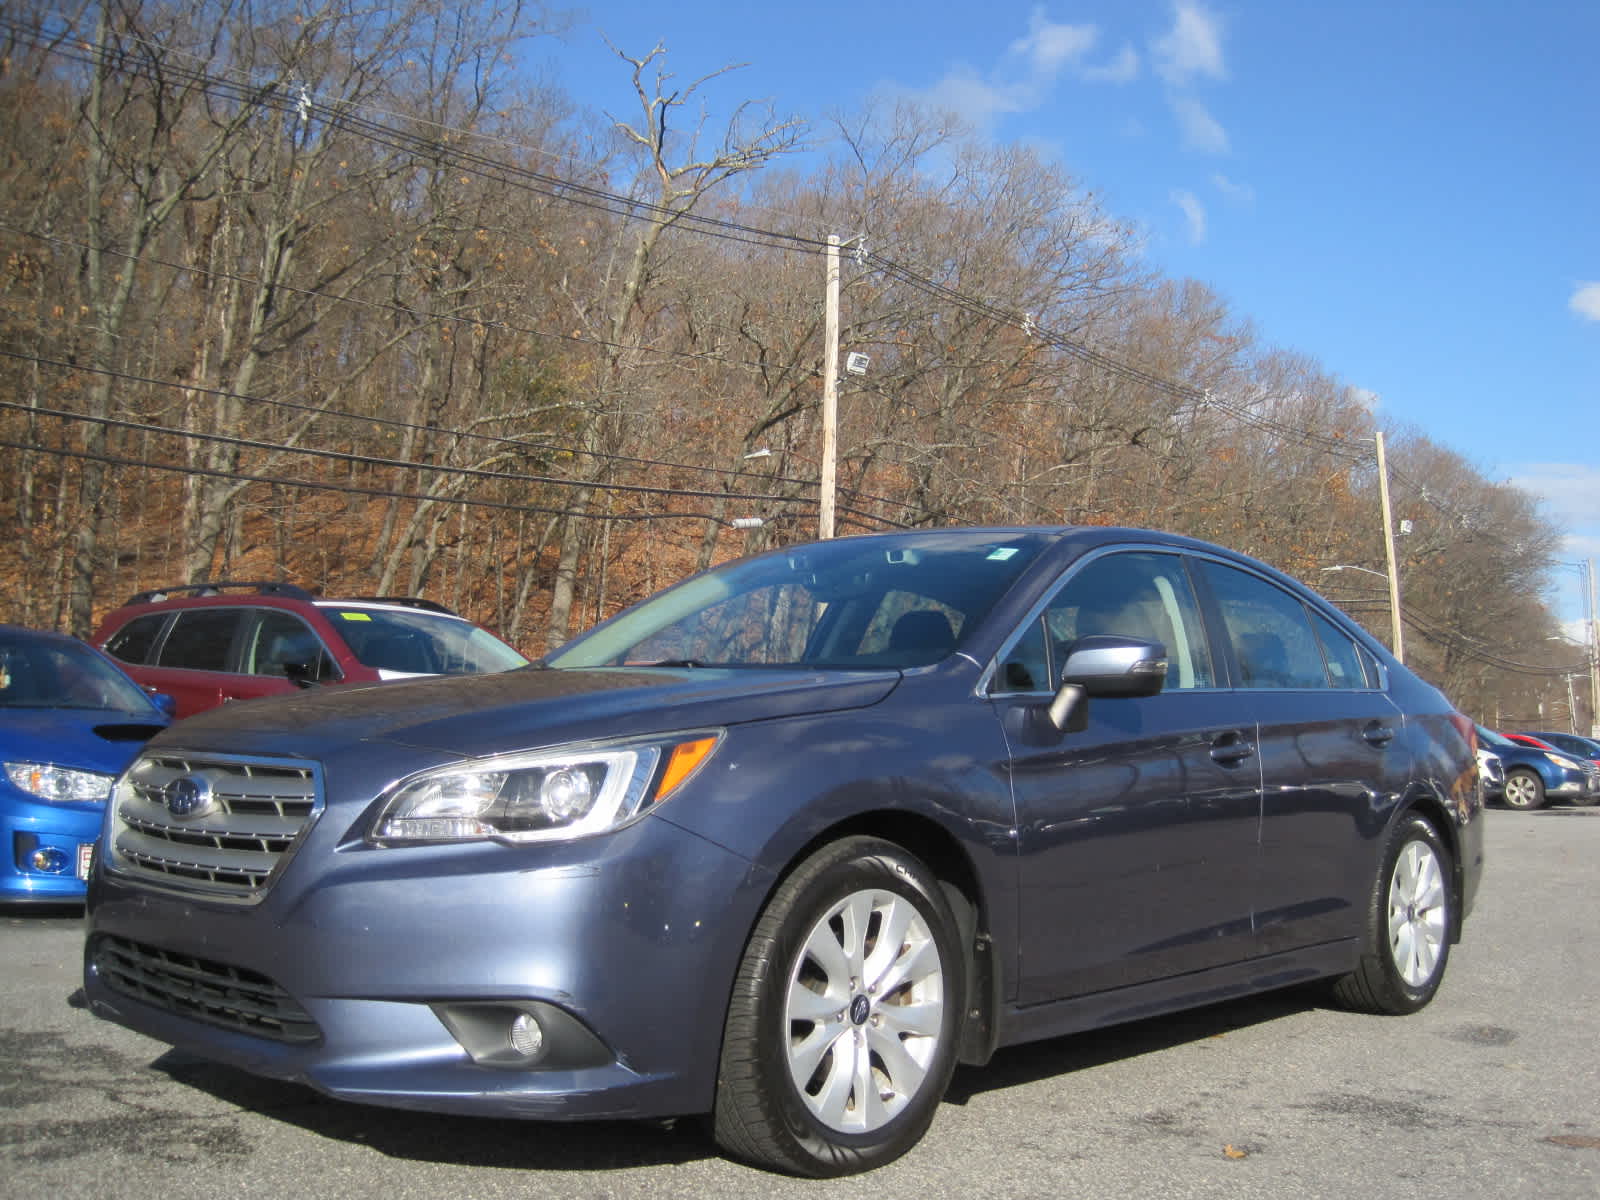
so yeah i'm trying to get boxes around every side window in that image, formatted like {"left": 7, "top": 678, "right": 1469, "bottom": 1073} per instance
{"left": 103, "top": 613, "right": 168, "bottom": 665}
{"left": 156, "top": 609, "right": 242, "bottom": 672}
{"left": 1355, "top": 642, "right": 1383, "bottom": 689}
{"left": 247, "top": 611, "right": 334, "bottom": 679}
{"left": 1200, "top": 563, "right": 1329, "bottom": 689}
{"left": 994, "top": 617, "right": 1050, "bottom": 694}
{"left": 1310, "top": 609, "right": 1369, "bottom": 690}
{"left": 1042, "top": 552, "right": 1215, "bottom": 691}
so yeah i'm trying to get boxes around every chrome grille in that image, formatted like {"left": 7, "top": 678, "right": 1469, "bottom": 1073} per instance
{"left": 92, "top": 934, "right": 320, "bottom": 1044}
{"left": 108, "top": 752, "right": 320, "bottom": 900}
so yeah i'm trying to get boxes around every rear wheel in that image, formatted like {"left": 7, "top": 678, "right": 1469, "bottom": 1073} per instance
{"left": 1501, "top": 768, "right": 1546, "bottom": 810}
{"left": 1332, "top": 814, "right": 1453, "bottom": 1015}
{"left": 713, "top": 837, "right": 964, "bottom": 1177}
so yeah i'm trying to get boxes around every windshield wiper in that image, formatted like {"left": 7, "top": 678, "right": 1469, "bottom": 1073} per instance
{"left": 641, "top": 658, "right": 707, "bottom": 668}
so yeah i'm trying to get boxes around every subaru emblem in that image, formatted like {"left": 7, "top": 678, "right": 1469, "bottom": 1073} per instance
{"left": 164, "top": 775, "right": 215, "bottom": 820}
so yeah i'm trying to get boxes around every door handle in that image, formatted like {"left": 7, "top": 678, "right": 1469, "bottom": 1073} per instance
{"left": 1363, "top": 722, "right": 1396, "bottom": 747}
{"left": 1209, "top": 732, "right": 1256, "bottom": 765}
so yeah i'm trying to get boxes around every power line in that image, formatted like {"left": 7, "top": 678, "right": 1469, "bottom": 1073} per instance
{"left": 0, "top": 353, "right": 912, "bottom": 529}
{"left": 0, "top": 436, "right": 883, "bottom": 534}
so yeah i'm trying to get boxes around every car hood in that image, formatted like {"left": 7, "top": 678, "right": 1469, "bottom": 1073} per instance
{"left": 0, "top": 708, "right": 171, "bottom": 774}
{"left": 145, "top": 665, "right": 906, "bottom": 760}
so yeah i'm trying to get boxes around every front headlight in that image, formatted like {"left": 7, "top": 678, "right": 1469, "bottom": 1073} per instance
{"left": 1544, "top": 752, "right": 1581, "bottom": 770}
{"left": 4, "top": 761, "right": 116, "bottom": 803}
{"left": 370, "top": 732, "right": 720, "bottom": 845}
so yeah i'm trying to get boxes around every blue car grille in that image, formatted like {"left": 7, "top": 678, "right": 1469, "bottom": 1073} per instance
{"left": 107, "top": 752, "right": 320, "bottom": 901}
{"left": 92, "top": 934, "right": 321, "bottom": 1044}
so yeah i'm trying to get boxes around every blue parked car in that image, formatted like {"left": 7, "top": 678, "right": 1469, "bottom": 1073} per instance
{"left": 1, "top": 625, "right": 173, "bottom": 903}
{"left": 84, "top": 527, "right": 1482, "bottom": 1175}
{"left": 1476, "top": 725, "right": 1600, "bottom": 810}
{"left": 1520, "top": 730, "right": 1600, "bottom": 767}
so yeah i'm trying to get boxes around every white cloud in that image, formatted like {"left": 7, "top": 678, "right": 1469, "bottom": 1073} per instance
{"left": 1171, "top": 95, "right": 1229, "bottom": 153}
{"left": 1152, "top": 0, "right": 1226, "bottom": 86}
{"left": 1083, "top": 45, "right": 1140, "bottom": 84}
{"left": 916, "top": 66, "right": 1027, "bottom": 128}
{"left": 1567, "top": 531, "right": 1600, "bottom": 556}
{"left": 1211, "top": 171, "right": 1254, "bottom": 205}
{"left": 889, "top": 9, "right": 1146, "bottom": 131}
{"left": 1508, "top": 462, "right": 1600, "bottom": 523}
{"left": 1571, "top": 282, "right": 1600, "bottom": 321}
{"left": 1171, "top": 189, "right": 1206, "bottom": 244}
{"left": 1559, "top": 617, "right": 1594, "bottom": 646}
{"left": 1010, "top": 10, "right": 1097, "bottom": 74}
{"left": 1345, "top": 386, "right": 1381, "bottom": 412}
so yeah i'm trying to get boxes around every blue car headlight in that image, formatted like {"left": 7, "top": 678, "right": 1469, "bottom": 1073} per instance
{"left": 370, "top": 732, "right": 720, "bottom": 845}
{"left": 4, "top": 761, "right": 116, "bottom": 803}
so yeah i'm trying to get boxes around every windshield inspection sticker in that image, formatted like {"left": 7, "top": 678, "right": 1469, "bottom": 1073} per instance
{"left": 339, "top": 612, "right": 373, "bottom": 621}
{"left": 987, "top": 548, "right": 1020, "bottom": 561}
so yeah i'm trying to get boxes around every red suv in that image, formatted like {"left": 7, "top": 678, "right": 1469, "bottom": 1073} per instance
{"left": 93, "top": 582, "right": 527, "bottom": 719}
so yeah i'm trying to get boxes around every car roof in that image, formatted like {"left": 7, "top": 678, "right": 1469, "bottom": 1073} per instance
{"left": 104, "top": 583, "right": 463, "bottom": 620}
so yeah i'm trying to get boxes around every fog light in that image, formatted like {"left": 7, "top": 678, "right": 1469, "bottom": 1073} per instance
{"left": 30, "top": 846, "right": 71, "bottom": 875}
{"left": 509, "top": 1012, "right": 544, "bottom": 1058}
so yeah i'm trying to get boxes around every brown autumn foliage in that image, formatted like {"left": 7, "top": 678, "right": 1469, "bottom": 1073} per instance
{"left": 0, "top": 0, "right": 1583, "bottom": 729}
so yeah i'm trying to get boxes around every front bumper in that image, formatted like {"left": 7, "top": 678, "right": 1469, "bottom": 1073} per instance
{"left": 1545, "top": 772, "right": 1595, "bottom": 797}
{"left": 84, "top": 813, "right": 767, "bottom": 1120}
{"left": 2, "top": 794, "right": 101, "bottom": 902}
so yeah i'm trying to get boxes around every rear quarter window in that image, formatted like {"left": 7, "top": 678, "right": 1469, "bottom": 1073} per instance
{"left": 103, "top": 613, "right": 168, "bottom": 665}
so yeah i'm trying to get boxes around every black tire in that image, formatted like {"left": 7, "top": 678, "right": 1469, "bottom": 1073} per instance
{"left": 1501, "top": 767, "right": 1546, "bottom": 810}
{"left": 712, "top": 837, "right": 965, "bottom": 1177}
{"left": 1332, "top": 814, "right": 1453, "bottom": 1015}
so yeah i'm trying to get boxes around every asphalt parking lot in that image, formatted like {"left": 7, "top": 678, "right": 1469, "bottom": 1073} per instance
{"left": 3, "top": 807, "right": 1597, "bottom": 1199}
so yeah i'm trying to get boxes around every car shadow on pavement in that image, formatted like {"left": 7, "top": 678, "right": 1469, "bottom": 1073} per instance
{"left": 147, "top": 1048, "right": 720, "bottom": 1170}
{"left": 944, "top": 986, "right": 1320, "bottom": 1105}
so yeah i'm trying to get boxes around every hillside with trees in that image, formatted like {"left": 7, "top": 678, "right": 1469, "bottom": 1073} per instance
{"left": 0, "top": 1, "right": 1585, "bottom": 729}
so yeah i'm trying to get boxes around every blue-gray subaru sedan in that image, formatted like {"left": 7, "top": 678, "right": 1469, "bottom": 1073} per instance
{"left": 83, "top": 526, "right": 1482, "bottom": 1176}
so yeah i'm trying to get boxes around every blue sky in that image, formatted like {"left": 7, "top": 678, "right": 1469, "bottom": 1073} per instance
{"left": 535, "top": 1, "right": 1599, "bottom": 628}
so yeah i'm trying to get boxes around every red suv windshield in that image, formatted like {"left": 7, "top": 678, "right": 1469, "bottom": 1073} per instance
{"left": 320, "top": 605, "right": 527, "bottom": 676}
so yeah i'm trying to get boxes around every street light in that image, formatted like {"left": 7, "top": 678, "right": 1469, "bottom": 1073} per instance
{"left": 1320, "top": 564, "right": 1405, "bottom": 664}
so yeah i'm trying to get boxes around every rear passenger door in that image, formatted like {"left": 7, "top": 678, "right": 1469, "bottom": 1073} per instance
{"left": 119, "top": 609, "right": 240, "bottom": 718}
{"left": 1195, "top": 559, "right": 1411, "bottom": 957}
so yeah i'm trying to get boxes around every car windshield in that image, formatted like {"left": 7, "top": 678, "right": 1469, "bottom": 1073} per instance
{"left": 321, "top": 607, "right": 528, "bottom": 676}
{"left": 0, "top": 632, "right": 157, "bottom": 713}
{"left": 546, "top": 531, "right": 1052, "bottom": 670}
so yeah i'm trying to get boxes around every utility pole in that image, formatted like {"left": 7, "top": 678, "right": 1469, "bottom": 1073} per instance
{"left": 1374, "top": 431, "right": 1405, "bottom": 663}
{"left": 819, "top": 234, "right": 840, "bottom": 540}
{"left": 1588, "top": 558, "right": 1599, "bottom": 736}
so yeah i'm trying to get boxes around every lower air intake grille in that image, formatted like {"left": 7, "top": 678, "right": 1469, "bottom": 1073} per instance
{"left": 92, "top": 934, "right": 321, "bottom": 1044}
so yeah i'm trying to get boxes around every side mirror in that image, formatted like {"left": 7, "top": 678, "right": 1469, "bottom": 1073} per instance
{"left": 150, "top": 692, "right": 178, "bottom": 718}
{"left": 1047, "top": 636, "right": 1168, "bottom": 731}
{"left": 282, "top": 661, "right": 318, "bottom": 689}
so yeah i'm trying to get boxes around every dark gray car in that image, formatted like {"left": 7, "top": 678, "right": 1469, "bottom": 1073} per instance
{"left": 83, "top": 526, "right": 1483, "bottom": 1176}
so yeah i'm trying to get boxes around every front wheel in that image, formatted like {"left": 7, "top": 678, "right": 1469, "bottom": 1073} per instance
{"left": 713, "top": 837, "right": 965, "bottom": 1177}
{"left": 1332, "top": 814, "right": 1453, "bottom": 1015}
{"left": 1502, "top": 768, "right": 1546, "bottom": 810}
